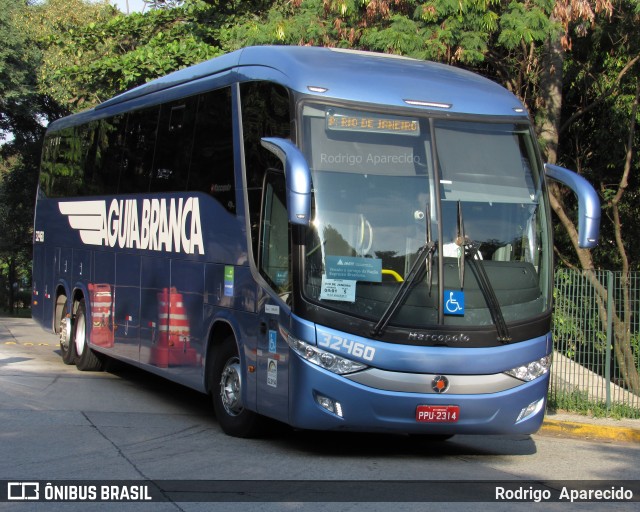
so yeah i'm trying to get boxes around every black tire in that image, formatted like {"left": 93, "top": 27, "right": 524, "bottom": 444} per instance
{"left": 73, "top": 299, "right": 104, "bottom": 372}
{"left": 211, "top": 336, "right": 264, "bottom": 438}
{"left": 58, "top": 298, "right": 76, "bottom": 365}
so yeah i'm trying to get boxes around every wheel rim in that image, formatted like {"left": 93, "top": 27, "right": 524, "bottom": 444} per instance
{"left": 219, "top": 357, "right": 243, "bottom": 416}
{"left": 74, "top": 310, "right": 86, "bottom": 356}
{"left": 59, "top": 316, "right": 71, "bottom": 351}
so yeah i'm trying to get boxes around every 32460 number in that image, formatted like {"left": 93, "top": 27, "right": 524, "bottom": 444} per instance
{"left": 318, "top": 332, "right": 376, "bottom": 362}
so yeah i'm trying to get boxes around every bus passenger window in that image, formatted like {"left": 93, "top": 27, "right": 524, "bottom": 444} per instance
{"left": 82, "top": 121, "right": 102, "bottom": 195}
{"left": 92, "top": 115, "right": 126, "bottom": 195}
{"left": 188, "top": 88, "right": 235, "bottom": 212}
{"left": 151, "top": 98, "right": 197, "bottom": 193}
{"left": 42, "top": 126, "right": 86, "bottom": 197}
{"left": 119, "top": 106, "right": 160, "bottom": 194}
{"left": 39, "top": 134, "right": 60, "bottom": 197}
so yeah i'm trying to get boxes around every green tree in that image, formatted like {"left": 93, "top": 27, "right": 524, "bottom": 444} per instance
{"left": 0, "top": 0, "right": 44, "bottom": 143}
{"left": 0, "top": 151, "right": 40, "bottom": 313}
{"left": 31, "top": 0, "right": 276, "bottom": 112}
{"left": 550, "top": 0, "right": 640, "bottom": 394}
{"left": 0, "top": 0, "right": 50, "bottom": 312}
{"left": 222, "top": 0, "right": 558, "bottom": 114}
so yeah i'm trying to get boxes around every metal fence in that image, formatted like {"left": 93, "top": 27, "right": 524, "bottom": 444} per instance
{"left": 551, "top": 268, "right": 640, "bottom": 415}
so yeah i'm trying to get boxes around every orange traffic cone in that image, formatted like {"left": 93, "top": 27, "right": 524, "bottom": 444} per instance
{"left": 151, "top": 287, "right": 199, "bottom": 367}
{"left": 88, "top": 283, "right": 114, "bottom": 348}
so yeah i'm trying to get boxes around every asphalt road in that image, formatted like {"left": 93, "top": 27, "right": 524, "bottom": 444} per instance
{"left": 1, "top": 315, "right": 638, "bottom": 511}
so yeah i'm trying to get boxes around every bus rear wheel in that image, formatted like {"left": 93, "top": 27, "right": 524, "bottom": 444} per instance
{"left": 73, "top": 299, "right": 104, "bottom": 372}
{"left": 211, "top": 336, "right": 264, "bottom": 438}
{"left": 58, "top": 298, "right": 76, "bottom": 365}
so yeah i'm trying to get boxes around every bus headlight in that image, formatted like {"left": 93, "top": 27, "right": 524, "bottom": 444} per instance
{"left": 284, "top": 331, "right": 368, "bottom": 375}
{"left": 505, "top": 356, "right": 551, "bottom": 382}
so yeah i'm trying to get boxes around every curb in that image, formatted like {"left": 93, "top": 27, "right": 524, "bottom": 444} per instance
{"left": 540, "top": 419, "right": 640, "bottom": 444}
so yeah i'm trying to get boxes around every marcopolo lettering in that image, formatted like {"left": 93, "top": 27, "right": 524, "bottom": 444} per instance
{"left": 408, "top": 332, "right": 471, "bottom": 343}
{"left": 58, "top": 197, "right": 204, "bottom": 255}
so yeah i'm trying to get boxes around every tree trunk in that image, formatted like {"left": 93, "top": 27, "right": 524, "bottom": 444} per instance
{"left": 541, "top": 22, "right": 640, "bottom": 395}
{"left": 538, "top": 28, "right": 565, "bottom": 164}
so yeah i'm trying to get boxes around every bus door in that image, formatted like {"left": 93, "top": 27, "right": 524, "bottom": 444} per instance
{"left": 255, "top": 170, "right": 291, "bottom": 423}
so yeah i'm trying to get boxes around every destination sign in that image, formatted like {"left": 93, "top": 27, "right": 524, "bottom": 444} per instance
{"left": 326, "top": 108, "right": 420, "bottom": 136}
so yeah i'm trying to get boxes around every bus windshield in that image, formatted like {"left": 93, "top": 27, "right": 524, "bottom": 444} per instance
{"left": 300, "top": 103, "right": 551, "bottom": 332}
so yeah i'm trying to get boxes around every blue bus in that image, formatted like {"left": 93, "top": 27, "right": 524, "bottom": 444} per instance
{"left": 32, "top": 46, "right": 600, "bottom": 438}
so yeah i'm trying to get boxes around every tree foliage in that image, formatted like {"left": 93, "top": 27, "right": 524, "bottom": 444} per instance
{"left": 24, "top": 0, "right": 284, "bottom": 112}
{"left": 31, "top": 0, "right": 217, "bottom": 111}
{"left": 0, "top": 0, "right": 43, "bottom": 142}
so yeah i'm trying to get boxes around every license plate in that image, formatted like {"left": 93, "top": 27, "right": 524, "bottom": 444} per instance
{"left": 416, "top": 405, "right": 460, "bottom": 423}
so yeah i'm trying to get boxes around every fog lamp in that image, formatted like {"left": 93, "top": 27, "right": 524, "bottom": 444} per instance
{"left": 315, "top": 393, "right": 344, "bottom": 418}
{"left": 516, "top": 398, "right": 545, "bottom": 423}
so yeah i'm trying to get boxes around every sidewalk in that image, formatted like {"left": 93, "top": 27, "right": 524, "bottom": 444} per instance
{"left": 540, "top": 410, "right": 640, "bottom": 443}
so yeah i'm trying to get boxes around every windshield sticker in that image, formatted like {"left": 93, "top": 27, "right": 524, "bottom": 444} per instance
{"left": 320, "top": 276, "right": 356, "bottom": 302}
{"left": 444, "top": 290, "right": 465, "bottom": 316}
{"left": 325, "top": 256, "right": 382, "bottom": 282}
{"left": 274, "top": 270, "right": 289, "bottom": 287}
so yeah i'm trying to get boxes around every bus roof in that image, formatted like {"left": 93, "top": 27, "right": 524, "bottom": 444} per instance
{"left": 50, "top": 46, "right": 527, "bottom": 131}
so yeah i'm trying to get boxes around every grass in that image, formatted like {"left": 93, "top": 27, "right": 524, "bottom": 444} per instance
{"left": 547, "top": 388, "right": 640, "bottom": 419}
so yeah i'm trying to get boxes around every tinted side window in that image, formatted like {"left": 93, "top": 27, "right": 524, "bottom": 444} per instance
{"left": 39, "top": 134, "right": 59, "bottom": 197}
{"left": 151, "top": 97, "right": 197, "bottom": 193}
{"left": 41, "top": 87, "right": 239, "bottom": 198}
{"left": 92, "top": 114, "right": 127, "bottom": 195}
{"left": 188, "top": 87, "right": 235, "bottom": 213}
{"left": 240, "top": 82, "right": 291, "bottom": 264}
{"left": 40, "top": 127, "right": 88, "bottom": 197}
{"left": 119, "top": 107, "right": 160, "bottom": 194}
{"left": 83, "top": 121, "right": 105, "bottom": 196}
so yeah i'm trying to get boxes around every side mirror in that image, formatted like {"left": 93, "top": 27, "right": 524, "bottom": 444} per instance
{"left": 261, "top": 137, "right": 312, "bottom": 226}
{"left": 544, "top": 163, "right": 600, "bottom": 249}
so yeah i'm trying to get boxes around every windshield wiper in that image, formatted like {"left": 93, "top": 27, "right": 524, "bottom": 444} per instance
{"left": 456, "top": 201, "right": 466, "bottom": 288}
{"left": 426, "top": 204, "right": 435, "bottom": 296}
{"left": 456, "top": 201, "right": 511, "bottom": 343}
{"left": 371, "top": 204, "right": 436, "bottom": 338}
{"left": 370, "top": 240, "right": 436, "bottom": 338}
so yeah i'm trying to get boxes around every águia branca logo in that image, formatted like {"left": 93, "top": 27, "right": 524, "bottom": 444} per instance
{"left": 58, "top": 197, "right": 204, "bottom": 255}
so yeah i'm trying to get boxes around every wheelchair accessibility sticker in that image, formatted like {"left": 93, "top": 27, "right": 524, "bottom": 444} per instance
{"left": 444, "top": 290, "right": 465, "bottom": 316}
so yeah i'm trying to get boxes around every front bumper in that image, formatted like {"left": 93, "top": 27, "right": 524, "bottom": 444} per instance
{"left": 288, "top": 355, "right": 549, "bottom": 435}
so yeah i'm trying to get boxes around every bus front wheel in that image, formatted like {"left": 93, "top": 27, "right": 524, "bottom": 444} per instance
{"left": 211, "top": 336, "right": 263, "bottom": 438}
